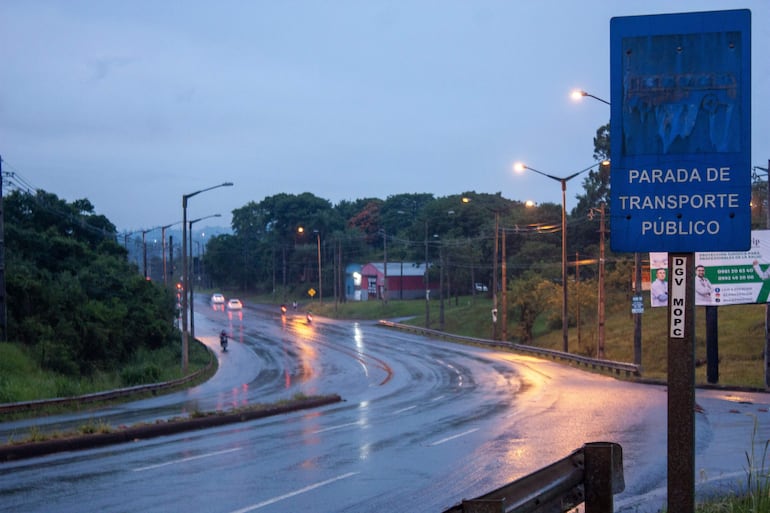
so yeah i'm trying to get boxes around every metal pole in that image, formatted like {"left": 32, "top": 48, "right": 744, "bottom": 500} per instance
{"left": 142, "top": 230, "right": 148, "bottom": 279}
{"left": 561, "top": 179, "right": 569, "bottom": 353}
{"left": 634, "top": 252, "right": 642, "bottom": 366}
{"left": 597, "top": 203, "right": 606, "bottom": 359}
{"left": 181, "top": 198, "right": 189, "bottom": 373}
{"left": 189, "top": 220, "right": 195, "bottom": 340}
{"left": 316, "top": 232, "right": 322, "bottom": 303}
{"left": 492, "top": 211, "right": 499, "bottom": 340}
{"left": 501, "top": 225, "right": 507, "bottom": 341}
{"left": 425, "top": 220, "right": 430, "bottom": 328}
{"left": 383, "top": 229, "right": 388, "bottom": 304}
{"left": 162, "top": 227, "right": 168, "bottom": 287}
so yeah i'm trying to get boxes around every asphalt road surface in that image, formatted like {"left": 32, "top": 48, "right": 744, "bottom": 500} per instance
{"left": 0, "top": 296, "right": 768, "bottom": 512}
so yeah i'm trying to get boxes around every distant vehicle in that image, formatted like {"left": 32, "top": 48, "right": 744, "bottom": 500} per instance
{"left": 211, "top": 293, "right": 225, "bottom": 304}
{"left": 227, "top": 299, "right": 243, "bottom": 310}
{"left": 474, "top": 283, "right": 488, "bottom": 292}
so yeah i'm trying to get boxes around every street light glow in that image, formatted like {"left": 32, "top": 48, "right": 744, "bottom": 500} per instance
{"left": 570, "top": 89, "right": 611, "bottom": 106}
{"left": 513, "top": 160, "right": 604, "bottom": 353}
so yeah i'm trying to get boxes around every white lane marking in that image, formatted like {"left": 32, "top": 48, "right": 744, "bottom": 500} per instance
{"left": 393, "top": 405, "right": 417, "bottom": 414}
{"left": 133, "top": 447, "right": 242, "bottom": 472}
{"left": 428, "top": 428, "right": 479, "bottom": 447}
{"left": 312, "top": 420, "right": 364, "bottom": 434}
{"left": 228, "top": 472, "right": 360, "bottom": 513}
{"left": 431, "top": 395, "right": 445, "bottom": 402}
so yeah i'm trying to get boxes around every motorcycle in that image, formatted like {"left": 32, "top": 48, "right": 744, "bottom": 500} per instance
{"left": 280, "top": 304, "right": 287, "bottom": 315}
{"left": 306, "top": 312, "right": 313, "bottom": 324}
{"left": 219, "top": 331, "right": 229, "bottom": 352}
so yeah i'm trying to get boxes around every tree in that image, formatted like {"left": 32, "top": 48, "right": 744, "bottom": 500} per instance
{"left": 510, "top": 273, "right": 559, "bottom": 343}
{"left": 4, "top": 189, "right": 178, "bottom": 377}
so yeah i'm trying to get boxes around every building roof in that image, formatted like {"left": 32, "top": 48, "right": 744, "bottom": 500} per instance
{"left": 362, "top": 262, "right": 427, "bottom": 277}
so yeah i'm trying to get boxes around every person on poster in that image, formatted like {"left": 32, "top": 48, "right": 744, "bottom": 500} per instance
{"left": 651, "top": 268, "right": 668, "bottom": 307}
{"left": 753, "top": 260, "right": 770, "bottom": 280}
{"left": 695, "top": 265, "right": 713, "bottom": 305}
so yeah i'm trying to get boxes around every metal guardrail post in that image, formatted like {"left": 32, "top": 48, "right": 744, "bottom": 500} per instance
{"left": 442, "top": 442, "right": 624, "bottom": 513}
{"left": 584, "top": 442, "right": 624, "bottom": 513}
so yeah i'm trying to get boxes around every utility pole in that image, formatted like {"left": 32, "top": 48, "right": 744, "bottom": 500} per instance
{"left": 492, "top": 211, "right": 499, "bottom": 340}
{"left": 597, "top": 203, "right": 606, "bottom": 359}
{"left": 0, "top": 156, "right": 6, "bottom": 342}
{"left": 382, "top": 229, "right": 388, "bottom": 304}
{"left": 424, "top": 220, "right": 430, "bottom": 329}
{"left": 501, "top": 225, "right": 507, "bottom": 341}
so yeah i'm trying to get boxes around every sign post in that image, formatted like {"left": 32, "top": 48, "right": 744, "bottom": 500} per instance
{"left": 610, "top": 9, "right": 751, "bottom": 512}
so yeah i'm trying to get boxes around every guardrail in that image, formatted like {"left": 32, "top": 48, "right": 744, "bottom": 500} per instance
{"left": 442, "top": 442, "right": 624, "bottom": 513}
{"left": 0, "top": 342, "right": 216, "bottom": 415}
{"left": 377, "top": 321, "right": 641, "bottom": 378}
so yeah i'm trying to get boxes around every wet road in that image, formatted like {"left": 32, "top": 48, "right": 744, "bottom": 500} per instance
{"left": 0, "top": 297, "right": 768, "bottom": 512}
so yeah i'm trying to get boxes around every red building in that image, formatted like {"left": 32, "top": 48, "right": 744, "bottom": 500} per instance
{"left": 360, "top": 262, "right": 438, "bottom": 301}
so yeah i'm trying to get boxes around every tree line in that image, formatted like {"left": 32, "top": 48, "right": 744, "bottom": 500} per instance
{"left": 4, "top": 189, "right": 179, "bottom": 377}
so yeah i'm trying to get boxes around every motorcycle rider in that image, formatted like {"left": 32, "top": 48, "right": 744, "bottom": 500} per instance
{"left": 219, "top": 329, "right": 228, "bottom": 351}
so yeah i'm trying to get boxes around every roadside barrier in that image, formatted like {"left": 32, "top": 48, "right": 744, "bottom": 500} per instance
{"left": 442, "top": 442, "right": 624, "bottom": 513}
{"left": 377, "top": 320, "right": 641, "bottom": 378}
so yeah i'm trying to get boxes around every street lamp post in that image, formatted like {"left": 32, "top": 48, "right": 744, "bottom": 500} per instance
{"left": 181, "top": 182, "right": 233, "bottom": 373}
{"left": 313, "top": 230, "right": 322, "bottom": 303}
{"left": 161, "top": 221, "right": 181, "bottom": 287}
{"left": 514, "top": 161, "right": 602, "bottom": 353}
{"left": 571, "top": 88, "right": 626, "bottom": 361}
{"left": 189, "top": 214, "right": 221, "bottom": 341}
{"left": 589, "top": 203, "right": 607, "bottom": 358}
{"left": 141, "top": 227, "right": 161, "bottom": 280}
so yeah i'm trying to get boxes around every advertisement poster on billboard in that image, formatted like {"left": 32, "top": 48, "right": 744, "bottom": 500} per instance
{"left": 650, "top": 230, "right": 770, "bottom": 307}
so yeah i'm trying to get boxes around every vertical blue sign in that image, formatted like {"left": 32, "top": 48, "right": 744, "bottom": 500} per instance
{"left": 610, "top": 10, "right": 751, "bottom": 252}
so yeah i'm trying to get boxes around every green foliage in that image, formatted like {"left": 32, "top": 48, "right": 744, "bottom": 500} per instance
{"left": 3, "top": 189, "right": 179, "bottom": 379}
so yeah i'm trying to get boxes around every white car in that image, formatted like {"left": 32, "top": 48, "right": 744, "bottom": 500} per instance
{"left": 211, "top": 293, "right": 225, "bottom": 304}
{"left": 227, "top": 299, "right": 243, "bottom": 310}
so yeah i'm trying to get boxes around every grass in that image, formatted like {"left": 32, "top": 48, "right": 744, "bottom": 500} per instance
{"left": 306, "top": 289, "right": 769, "bottom": 389}
{"left": 0, "top": 338, "right": 213, "bottom": 404}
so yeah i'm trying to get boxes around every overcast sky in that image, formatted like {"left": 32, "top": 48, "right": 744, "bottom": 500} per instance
{"left": 1, "top": 1, "right": 767, "bottom": 234}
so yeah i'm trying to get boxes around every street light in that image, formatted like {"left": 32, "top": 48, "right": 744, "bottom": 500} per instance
{"left": 297, "top": 227, "right": 322, "bottom": 303}
{"left": 141, "top": 227, "right": 161, "bottom": 280}
{"left": 513, "top": 161, "right": 604, "bottom": 353}
{"left": 189, "top": 214, "right": 221, "bottom": 341}
{"left": 160, "top": 221, "right": 182, "bottom": 287}
{"left": 570, "top": 89, "right": 611, "bottom": 105}
{"left": 313, "top": 229, "right": 322, "bottom": 303}
{"left": 181, "top": 182, "right": 233, "bottom": 373}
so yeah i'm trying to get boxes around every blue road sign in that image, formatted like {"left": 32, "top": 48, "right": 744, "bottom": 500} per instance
{"left": 609, "top": 10, "right": 751, "bottom": 253}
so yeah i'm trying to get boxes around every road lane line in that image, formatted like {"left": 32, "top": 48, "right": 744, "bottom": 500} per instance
{"left": 132, "top": 447, "right": 242, "bottom": 472}
{"left": 228, "top": 472, "right": 359, "bottom": 513}
{"left": 393, "top": 405, "right": 417, "bottom": 414}
{"left": 428, "top": 428, "right": 479, "bottom": 447}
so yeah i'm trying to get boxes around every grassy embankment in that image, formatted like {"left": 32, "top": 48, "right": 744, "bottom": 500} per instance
{"left": 0, "top": 340, "right": 212, "bottom": 404}
{"left": 304, "top": 288, "right": 767, "bottom": 389}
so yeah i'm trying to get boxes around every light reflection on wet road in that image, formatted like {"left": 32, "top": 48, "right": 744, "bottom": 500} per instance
{"left": 0, "top": 296, "right": 768, "bottom": 512}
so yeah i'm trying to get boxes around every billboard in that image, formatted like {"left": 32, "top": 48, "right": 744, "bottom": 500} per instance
{"left": 650, "top": 230, "right": 770, "bottom": 307}
{"left": 610, "top": 9, "right": 752, "bottom": 253}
